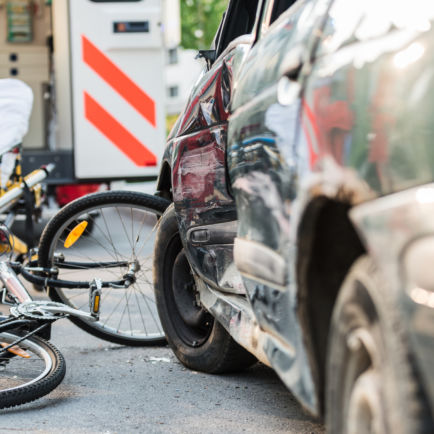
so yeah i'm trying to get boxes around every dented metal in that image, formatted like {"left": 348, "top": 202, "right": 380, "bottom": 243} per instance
{"left": 157, "top": 0, "right": 434, "bottom": 419}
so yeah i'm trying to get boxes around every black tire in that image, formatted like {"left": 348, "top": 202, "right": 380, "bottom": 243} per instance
{"left": 38, "top": 191, "right": 170, "bottom": 346}
{"left": 154, "top": 204, "right": 256, "bottom": 373}
{"left": 0, "top": 332, "right": 66, "bottom": 409}
{"left": 326, "top": 255, "right": 432, "bottom": 434}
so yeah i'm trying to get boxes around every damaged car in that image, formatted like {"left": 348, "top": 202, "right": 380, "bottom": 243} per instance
{"left": 154, "top": 0, "right": 434, "bottom": 432}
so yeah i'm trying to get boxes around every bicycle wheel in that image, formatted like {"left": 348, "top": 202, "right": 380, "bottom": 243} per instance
{"left": 38, "top": 191, "right": 170, "bottom": 346}
{"left": 0, "top": 332, "right": 66, "bottom": 409}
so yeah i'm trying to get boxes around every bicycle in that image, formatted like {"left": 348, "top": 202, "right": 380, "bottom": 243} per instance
{"left": 1, "top": 78, "right": 170, "bottom": 408}
{"left": 36, "top": 190, "right": 170, "bottom": 345}
{"left": 0, "top": 189, "right": 170, "bottom": 408}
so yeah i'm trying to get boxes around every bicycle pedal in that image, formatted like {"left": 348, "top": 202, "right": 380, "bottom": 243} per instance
{"left": 0, "top": 342, "right": 31, "bottom": 358}
{"left": 90, "top": 278, "right": 102, "bottom": 319}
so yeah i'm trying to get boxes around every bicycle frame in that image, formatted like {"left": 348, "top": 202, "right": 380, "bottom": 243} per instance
{"left": 0, "top": 163, "right": 55, "bottom": 258}
{"left": 0, "top": 258, "right": 102, "bottom": 356}
{"left": 0, "top": 261, "right": 98, "bottom": 321}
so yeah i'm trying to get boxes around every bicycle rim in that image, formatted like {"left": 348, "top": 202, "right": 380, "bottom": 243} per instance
{"left": 42, "top": 195, "right": 167, "bottom": 345}
{"left": 0, "top": 332, "right": 65, "bottom": 409}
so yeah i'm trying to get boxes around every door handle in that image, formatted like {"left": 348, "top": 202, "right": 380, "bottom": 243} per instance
{"left": 277, "top": 47, "right": 303, "bottom": 105}
{"left": 281, "top": 46, "right": 304, "bottom": 79}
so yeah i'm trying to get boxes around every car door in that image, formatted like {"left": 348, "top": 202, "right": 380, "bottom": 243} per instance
{"left": 168, "top": 0, "right": 263, "bottom": 292}
{"left": 228, "top": 0, "right": 329, "bottom": 337}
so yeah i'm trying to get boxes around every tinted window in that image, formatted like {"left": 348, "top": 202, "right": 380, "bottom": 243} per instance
{"left": 257, "top": 0, "right": 309, "bottom": 41}
{"left": 270, "top": 0, "right": 298, "bottom": 24}
{"left": 232, "top": 0, "right": 328, "bottom": 108}
{"left": 216, "top": 0, "right": 260, "bottom": 55}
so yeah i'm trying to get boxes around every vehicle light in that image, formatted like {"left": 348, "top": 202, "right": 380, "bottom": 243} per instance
{"left": 64, "top": 221, "right": 88, "bottom": 248}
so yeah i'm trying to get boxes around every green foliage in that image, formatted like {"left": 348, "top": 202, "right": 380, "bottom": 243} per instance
{"left": 181, "top": 0, "right": 228, "bottom": 50}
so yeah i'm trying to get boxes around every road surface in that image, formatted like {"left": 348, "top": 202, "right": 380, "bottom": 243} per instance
{"left": 1, "top": 297, "right": 324, "bottom": 433}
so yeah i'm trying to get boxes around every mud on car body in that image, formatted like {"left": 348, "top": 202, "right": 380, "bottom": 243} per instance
{"left": 155, "top": 0, "right": 434, "bottom": 432}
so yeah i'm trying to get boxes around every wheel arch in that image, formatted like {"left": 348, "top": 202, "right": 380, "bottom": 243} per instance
{"left": 296, "top": 194, "right": 367, "bottom": 416}
{"left": 156, "top": 160, "right": 172, "bottom": 201}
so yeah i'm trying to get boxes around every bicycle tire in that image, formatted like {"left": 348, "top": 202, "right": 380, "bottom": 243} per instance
{"left": 0, "top": 332, "right": 66, "bottom": 409}
{"left": 38, "top": 191, "right": 170, "bottom": 346}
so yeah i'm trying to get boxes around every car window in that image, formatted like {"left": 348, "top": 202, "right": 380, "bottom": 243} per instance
{"left": 231, "top": 0, "right": 329, "bottom": 110}
{"left": 257, "top": 0, "right": 299, "bottom": 40}
{"left": 216, "top": 0, "right": 261, "bottom": 56}
{"left": 271, "top": 0, "right": 300, "bottom": 26}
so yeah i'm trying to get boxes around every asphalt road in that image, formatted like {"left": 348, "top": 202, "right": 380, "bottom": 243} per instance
{"left": 0, "top": 295, "right": 324, "bottom": 434}
{"left": 1, "top": 187, "right": 325, "bottom": 433}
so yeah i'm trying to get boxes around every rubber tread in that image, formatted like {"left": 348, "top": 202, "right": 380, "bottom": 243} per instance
{"left": 154, "top": 204, "right": 257, "bottom": 373}
{"left": 326, "top": 255, "right": 433, "bottom": 433}
{"left": 0, "top": 334, "right": 66, "bottom": 410}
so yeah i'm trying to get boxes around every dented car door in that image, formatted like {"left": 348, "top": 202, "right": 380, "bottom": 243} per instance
{"left": 166, "top": 1, "right": 261, "bottom": 292}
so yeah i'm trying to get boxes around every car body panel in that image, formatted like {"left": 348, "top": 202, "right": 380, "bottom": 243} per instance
{"left": 301, "top": 2, "right": 434, "bottom": 414}
{"left": 227, "top": 0, "right": 330, "bottom": 412}
{"left": 227, "top": 0, "right": 434, "bottom": 416}
{"left": 350, "top": 185, "right": 434, "bottom": 414}
{"left": 163, "top": 33, "right": 255, "bottom": 291}
{"left": 157, "top": 0, "right": 434, "bottom": 420}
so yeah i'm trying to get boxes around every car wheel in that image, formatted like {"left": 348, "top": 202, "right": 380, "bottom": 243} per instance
{"left": 154, "top": 204, "right": 257, "bottom": 373}
{"left": 326, "top": 255, "right": 431, "bottom": 434}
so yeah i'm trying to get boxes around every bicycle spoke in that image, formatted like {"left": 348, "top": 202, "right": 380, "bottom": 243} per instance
{"left": 135, "top": 285, "right": 162, "bottom": 333}
{"left": 40, "top": 194, "right": 167, "bottom": 343}
{"left": 135, "top": 221, "right": 159, "bottom": 260}
{"left": 133, "top": 288, "right": 148, "bottom": 335}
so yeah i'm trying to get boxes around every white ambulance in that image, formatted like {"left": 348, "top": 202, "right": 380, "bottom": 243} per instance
{"left": 0, "top": 0, "right": 180, "bottom": 185}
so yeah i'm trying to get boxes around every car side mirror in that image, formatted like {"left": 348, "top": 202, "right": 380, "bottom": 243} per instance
{"left": 196, "top": 49, "right": 217, "bottom": 69}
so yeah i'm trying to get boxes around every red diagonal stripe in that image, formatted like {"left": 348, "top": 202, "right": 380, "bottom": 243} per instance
{"left": 84, "top": 92, "right": 157, "bottom": 167}
{"left": 82, "top": 35, "right": 156, "bottom": 127}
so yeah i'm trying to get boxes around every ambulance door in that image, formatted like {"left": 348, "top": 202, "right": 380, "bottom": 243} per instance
{"left": 69, "top": 0, "right": 165, "bottom": 179}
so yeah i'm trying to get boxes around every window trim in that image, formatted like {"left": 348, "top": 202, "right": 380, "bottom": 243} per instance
{"left": 215, "top": 0, "right": 263, "bottom": 58}
{"left": 89, "top": 1, "right": 141, "bottom": 3}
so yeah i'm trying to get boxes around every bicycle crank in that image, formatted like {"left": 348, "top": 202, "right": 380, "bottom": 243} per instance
{"left": 10, "top": 301, "right": 98, "bottom": 322}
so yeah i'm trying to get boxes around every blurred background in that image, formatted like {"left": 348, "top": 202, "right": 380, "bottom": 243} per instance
{"left": 0, "top": 0, "right": 227, "bottom": 204}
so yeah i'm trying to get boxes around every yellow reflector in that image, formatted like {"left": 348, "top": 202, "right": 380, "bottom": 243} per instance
{"left": 64, "top": 221, "right": 88, "bottom": 248}
{"left": 93, "top": 295, "right": 100, "bottom": 313}
{"left": 1, "top": 342, "right": 31, "bottom": 358}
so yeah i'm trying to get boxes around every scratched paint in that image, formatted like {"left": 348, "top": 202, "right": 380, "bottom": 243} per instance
{"left": 156, "top": 0, "right": 434, "bottom": 419}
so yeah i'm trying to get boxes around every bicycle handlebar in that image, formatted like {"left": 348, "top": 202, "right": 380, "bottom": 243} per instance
{"left": 0, "top": 163, "right": 55, "bottom": 212}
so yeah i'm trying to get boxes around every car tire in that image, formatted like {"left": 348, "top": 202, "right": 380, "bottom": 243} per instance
{"left": 326, "top": 255, "right": 432, "bottom": 434}
{"left": 154, "top": 204, "right": 257, "bottom": 374}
